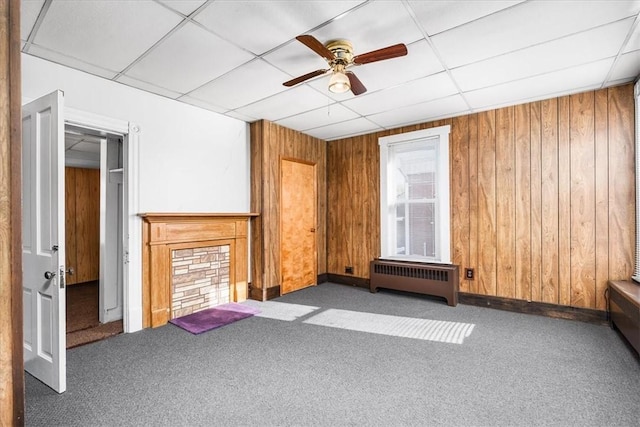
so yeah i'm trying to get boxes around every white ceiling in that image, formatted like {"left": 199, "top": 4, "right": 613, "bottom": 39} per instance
{"left": 21, "top": 0, "right": 640, "bottom": 141}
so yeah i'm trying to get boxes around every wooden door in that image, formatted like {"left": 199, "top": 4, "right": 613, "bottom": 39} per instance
{"left": 281, "top": 159, "right": 317, "bottom": 294}
{"left": 22, "top": 90, "right": 67, "bottom": 393}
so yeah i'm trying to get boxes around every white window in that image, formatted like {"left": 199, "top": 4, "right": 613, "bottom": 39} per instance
{"left": 379, "top": 126, "right": 451, "bottom": 264}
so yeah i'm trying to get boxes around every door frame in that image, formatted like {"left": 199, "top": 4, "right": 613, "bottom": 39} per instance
{"left": 64, "top": 108, "right": 142, "bottom": 332}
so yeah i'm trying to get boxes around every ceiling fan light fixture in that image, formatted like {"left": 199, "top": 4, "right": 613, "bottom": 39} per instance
{"left": 329, "top": 71, "right": 350, "bottom": 93}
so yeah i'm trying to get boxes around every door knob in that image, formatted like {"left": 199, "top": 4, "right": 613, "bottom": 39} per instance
{"left": 66, "top": 267, "right": 74, "bottom": 275}
{"left": 44, "top": 271, "right": 56, "bottom": 280}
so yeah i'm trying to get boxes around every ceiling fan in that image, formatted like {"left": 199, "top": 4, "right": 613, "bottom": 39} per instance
{"left": 283, "top": 35, "right": 408, "bottom": 96}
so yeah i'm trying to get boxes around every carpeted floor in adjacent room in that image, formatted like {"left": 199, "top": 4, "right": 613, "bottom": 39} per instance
{"left": 66, "top": 281, "right": 122, "bottom": 349}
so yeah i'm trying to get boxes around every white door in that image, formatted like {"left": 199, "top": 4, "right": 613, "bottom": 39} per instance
{"left": 22, "top": 90, "right": 66, "bottom": 393}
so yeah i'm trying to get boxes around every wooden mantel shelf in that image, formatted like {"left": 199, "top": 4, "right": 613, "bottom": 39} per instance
{"left": 140, "top": 213, "right": 258, "bottom": 328}
{"left": 140, "top": 212, "right": 259, "bottom": 218}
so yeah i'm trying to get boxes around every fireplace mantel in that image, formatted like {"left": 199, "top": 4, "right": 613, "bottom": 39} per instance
{"left": 140, "top": 213, "right": 258, "bottom": 328}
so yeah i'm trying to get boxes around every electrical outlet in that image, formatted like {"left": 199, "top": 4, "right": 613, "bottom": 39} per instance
{"left": 465, "top": 268, "right": 474, "bottom": 280}
{"left": 345, "top": 266, "right": 354, "bottom": 274}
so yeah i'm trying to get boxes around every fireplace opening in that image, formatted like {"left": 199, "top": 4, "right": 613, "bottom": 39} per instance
{"left": 171, "top": 245, "right": 230, "bottom": 319}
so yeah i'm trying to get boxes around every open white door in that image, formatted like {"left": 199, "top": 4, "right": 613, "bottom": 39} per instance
{"left": 22, "top": 90, "right": 66, "bottom": 393}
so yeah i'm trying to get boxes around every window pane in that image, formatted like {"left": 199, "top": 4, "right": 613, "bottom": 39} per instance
{"left": 396, "top": 203, "right": 406, "bottom": 255}
{"left": 407, "top": 202, "right": 435, "bottom": 257}
{"left": 389, "top": 139, "right": 438, "bottom": 259}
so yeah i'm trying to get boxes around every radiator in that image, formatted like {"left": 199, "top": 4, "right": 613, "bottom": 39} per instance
{"left": 369, "top": 259, "right": 459, "bottom": 306}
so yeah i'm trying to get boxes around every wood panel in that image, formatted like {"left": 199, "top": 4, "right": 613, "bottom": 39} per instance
{"left": 541, "top": 99, "right": 559, "bottom": 303}
{"left": 557, "top": 96, "right": 572, "bottom": 306}
{"left": 327, "top": 137, "right": 353, "bottom": 274}
{"left": 569, "top": 92, "right": 596, "bottom": 308}
{"left": 70, "top": 167, "right": 100, "bottom": 284}
{"left": 530, "top": 102, "right": 543, "bottom": 302}
{"left": 515, "top": 103, "right": 532, "bottom": 301}
{"left": 0, "top": 0, "right": 23, "bottom": 423}
{"left": 468, "top": 114, "right": 479, "bottom": 294}
{"left": 594, "top": 90, "right": 609, "bottom": 310}
{"left": 326, "top": 83, "right": 636, "bottom": 312}
{"left": 250, "top": 121, "right": 326, "bottom": 298}
{"left": 65, "top": 168, "right": 78, "bottom": 285}
{"left": 477, "top": 110, "right": 497, "bottom": 295}
{"left": 451, "top": 115, "right": 470, "bottom": 292}
{"left": 496, "top": 107, "right": 516, "bottom": 298}
{"left": 608, "top": 85, "right": 635, "bottom": 285}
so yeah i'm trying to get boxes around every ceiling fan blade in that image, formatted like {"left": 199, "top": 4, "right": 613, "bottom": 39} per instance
{"left": 353, "top": 43, "right": 408, "bottom": 65}
{"left": 346, "top": 72, "right": 367, "bottom": 95}
{"left": 283, "top": 69, "right": 328, "bottom": 87}
{"left": 296, "top": 35, "right": 336, "bottom": 61}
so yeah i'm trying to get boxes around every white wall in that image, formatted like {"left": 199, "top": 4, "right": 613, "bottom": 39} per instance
{"left": 22, "top": 54, "right": 251, "bottom": 332}
{"left": 22, "top": 53, "right": 250, "bottom": 213}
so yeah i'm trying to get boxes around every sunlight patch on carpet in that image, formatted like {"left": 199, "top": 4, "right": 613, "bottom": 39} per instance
{"left": 303, "top": 309, "right": 475, "bottom": 344}
{"left": 241, "top": 300, "right": 320, "bottom": 321}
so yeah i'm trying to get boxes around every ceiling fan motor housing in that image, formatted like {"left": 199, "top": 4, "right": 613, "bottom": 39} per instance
{"left": 326, "top": 39, "right": 354, "bottom": 65}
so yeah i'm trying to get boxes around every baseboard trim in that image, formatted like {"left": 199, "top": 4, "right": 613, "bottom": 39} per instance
{"left": 327, "top": 274, "right": 369, "bottom": 289}
{"left": 459, "top": 292, "right": 607, "bottom": 325}
{"left": 326, "top": 275, "right": 607, "bottom": 324}
{"left": 317, "top": 273, "right": 329, "bottom": 284}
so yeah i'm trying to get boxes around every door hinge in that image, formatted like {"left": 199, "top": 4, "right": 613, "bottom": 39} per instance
{"left": 124, "top": 251, "right": 129, "bottom": 264}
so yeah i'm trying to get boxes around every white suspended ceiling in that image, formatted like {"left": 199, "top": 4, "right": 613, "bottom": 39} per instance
{"left": 21, "top": 0, "right": 640, "bottom": 141}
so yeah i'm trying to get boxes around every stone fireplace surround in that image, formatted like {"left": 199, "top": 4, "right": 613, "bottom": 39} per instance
{"left": 140, "top": 213, "right": 257, "bottom": 328}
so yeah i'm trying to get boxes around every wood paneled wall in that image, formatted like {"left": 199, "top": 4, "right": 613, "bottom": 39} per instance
{"left": 250, "top": 120, "right": 327, "bottom": 297}
{"left": 327, "top": 84, "right": 635, "bottom": 310}
{"left": 0, "top": 0, "right": 23, "bottom": 423}
{"left": 65, "top": 167, "right": 100, "bottom": 285}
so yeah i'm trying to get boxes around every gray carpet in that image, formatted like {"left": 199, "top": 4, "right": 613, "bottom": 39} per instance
{"left": 25, "top": 283, "right": 640, "bottom": 426}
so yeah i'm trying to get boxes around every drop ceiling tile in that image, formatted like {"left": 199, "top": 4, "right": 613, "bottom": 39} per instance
{"left": 367, "top": 95, "right": 469, "bottom": 129}
{"left": 25, "top": 45, "right": 118, "bottom": 79}
{"left": 342, "top": 72, "right": 459, "bottom": 116}
{"left": 21, "top": 0, "right": 45, "bottom": 42}
{"left": 33, "top": 0, "right": 182, "bottom": 71}
{"left": 194, "top": 1, "right": 365, "bottom": 55}
{"left": 224, "top": 110, "right": 260, "bottom": 123}
{"left": 407, "top": 0, "right": 524, "bottom": 36}
{"left": 432, "top": 0, "right": 640, "bottom": 68}
{"left": 306, "top": 39, "right": 446, "bottom": 97}
{"left": 158, "top": 0, "right": 207, "bottom": 16}
{"left": 116, "top": 75, "right": 183, "bottom": 99}
{"left": 263, "top": 41, "right": 332, "bottom": 82}
{"left": 125, "top": 22, "right": 255, "bottom": 94}
{"left": 179, "top": 95, "right": 228, "bottom": 114}
{"left": 608, "top": 50, "right": 640, "bottom": 82}
{"left": 304, "top": 117, "right": 382, "bottom": 141}
{"left": 235, "top": 85, "right": 331, "bottom": 122}
{"left": 310, "top": 1, "right": 424, "bottom": 55}
{"left": 623, "top": 21, "right": 640, "bottom": 53}
{"left": 275, "top": 103, "right": 360, "bottom": 132}
{"left": 464, "top": 58, "right": 615, "bottom": 110}
{"left": 451, "top": 18, "right": 635, "bottom": 92}
{"left": 73, "top": 141, "right": 101, "bottom": 154}
{"left": 188, "top": 59, "right": 291, "bottom": 110}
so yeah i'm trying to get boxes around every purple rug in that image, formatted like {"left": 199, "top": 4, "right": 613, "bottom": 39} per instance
{"left": 169, "top": 303, "right": 260, "bottom": 335}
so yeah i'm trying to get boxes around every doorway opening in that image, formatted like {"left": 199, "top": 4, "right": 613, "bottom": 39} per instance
{"left": 64, "top": 123, "right": 125, "bottom": 347}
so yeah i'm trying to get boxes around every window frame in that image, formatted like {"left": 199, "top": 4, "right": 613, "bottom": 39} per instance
{"left": 379, "top": 125, "right": 451, "bottom": 264}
